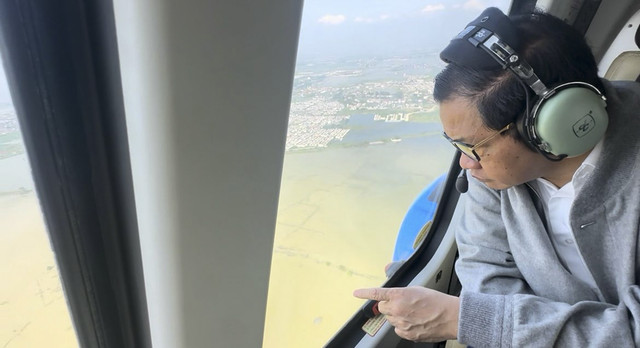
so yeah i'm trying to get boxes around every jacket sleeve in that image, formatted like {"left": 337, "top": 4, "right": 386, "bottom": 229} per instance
{"left": 455, "top": 177, "right": 640, "bottom": 347}
{"left": 458, "top": 289, "right": 640, "bottom": 347}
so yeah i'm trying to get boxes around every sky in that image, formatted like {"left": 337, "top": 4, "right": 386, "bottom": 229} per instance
{"left": 296, "top": 0, "right": 511, "bottom": 61}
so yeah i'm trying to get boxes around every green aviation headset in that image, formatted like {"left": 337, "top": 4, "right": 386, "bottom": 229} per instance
{"left": 440, "top": 7, "right": 608, "bottom": 159}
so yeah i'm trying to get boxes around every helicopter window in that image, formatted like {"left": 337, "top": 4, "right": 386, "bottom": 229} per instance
{"left": 263, "top": 1, "right": 509, "bottom": 346}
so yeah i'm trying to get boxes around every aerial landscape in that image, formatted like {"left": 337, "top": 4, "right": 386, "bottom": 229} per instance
{"left": 264, "top": 53, "right": 454, "bottom": 347}
{"left": 1, "top": 104, "right": 78, "bottom": 348}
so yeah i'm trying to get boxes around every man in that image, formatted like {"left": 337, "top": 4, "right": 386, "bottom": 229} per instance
{"left": 354, "top": 7, "right": 640, "bottom": 347}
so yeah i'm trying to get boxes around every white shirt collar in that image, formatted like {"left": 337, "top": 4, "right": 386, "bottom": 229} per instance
{"left": 572, "top": 139, "right": 604, "bottom": 192}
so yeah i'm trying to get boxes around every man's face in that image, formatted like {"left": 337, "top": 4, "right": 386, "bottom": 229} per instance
{"left": 439, "top": 97, "right": 551, "bottom": 190}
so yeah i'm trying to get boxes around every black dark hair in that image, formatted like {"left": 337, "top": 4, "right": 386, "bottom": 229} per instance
{"left": 433, "top": 9, "right": 604, "bottom": 131}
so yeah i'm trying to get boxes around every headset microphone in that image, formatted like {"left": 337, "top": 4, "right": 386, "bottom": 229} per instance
{"left": 456, "top": 169, "right": 468, "bottom": 193}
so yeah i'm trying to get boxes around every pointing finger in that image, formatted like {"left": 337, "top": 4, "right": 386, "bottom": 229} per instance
{"left": 353, "top": 287, "right": 392, "bottom": 301}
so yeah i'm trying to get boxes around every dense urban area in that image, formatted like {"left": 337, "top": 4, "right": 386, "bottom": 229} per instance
{"left": 286, "top": 56, "right": 440, "bottom": 151}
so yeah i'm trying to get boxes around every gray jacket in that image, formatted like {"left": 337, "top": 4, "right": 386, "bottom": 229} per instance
{"left": 456, "top": 80, "right": 640, "bottom": 347}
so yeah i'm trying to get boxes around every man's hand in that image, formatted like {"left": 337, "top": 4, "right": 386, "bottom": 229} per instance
{"left": 353, "top": 286, "right": 460, "bottom": 342}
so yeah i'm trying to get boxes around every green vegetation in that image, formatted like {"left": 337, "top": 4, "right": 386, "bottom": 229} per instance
{"left": 0, "top": 131, "right": 25, "bottom": 159}
{"left": 337, "top": 106, "right": 440, "bottom": 121}
{"left": 408, "top": 108, "right": 440, "bottom": 123}
{"left": 0, "top": 131, "right": 20, "bottom": 143}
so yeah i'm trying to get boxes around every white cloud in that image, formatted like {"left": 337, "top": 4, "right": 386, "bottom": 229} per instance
{"left": 318, "top": 14, "right": 346, "bottom": 25}
{"left": 421, "top": 4, "right": 445, "bottom": 14}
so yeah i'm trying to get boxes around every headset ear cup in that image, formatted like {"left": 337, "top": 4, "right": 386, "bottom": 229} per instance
{"left": 531, "top": 84, "right": 608, "bottom": 157}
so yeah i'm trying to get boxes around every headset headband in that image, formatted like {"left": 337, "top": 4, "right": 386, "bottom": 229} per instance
{"left": 440, "top": 7, "right": 549, "bottom": 96}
